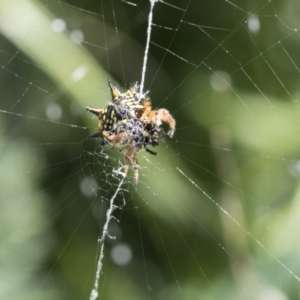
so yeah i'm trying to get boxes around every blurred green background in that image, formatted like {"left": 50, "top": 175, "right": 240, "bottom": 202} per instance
{"left": 1, "top": 0, "right": 300, "bottom": 299}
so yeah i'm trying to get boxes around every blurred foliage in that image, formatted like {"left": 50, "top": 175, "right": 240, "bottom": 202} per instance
{"left": 1, "top": 0, "right": 300, "bottom": 300}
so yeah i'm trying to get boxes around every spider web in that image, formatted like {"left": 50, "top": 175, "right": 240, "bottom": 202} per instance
{"left": 1, "top": 0, "right": 300, "bottom": 299}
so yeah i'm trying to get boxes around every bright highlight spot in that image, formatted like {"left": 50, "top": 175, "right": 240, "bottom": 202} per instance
{"left": 80, "top": 177, "right": 98, "bottom": 197}
{"left": 70, "top": 30, "right": 84, "bottom": 44}
{"left": 51, "top": 18, "right": 66, "bottom": 33}
{"left": 248, "top": 15, "right": 260, "bottom": 34}
{"left": 71, "top": 66, "right": 87, "bottom": 82}
{"left": 46, "top": 103, "right": 62, "bottom": 121}
{"left": 210, "top": 70, "right": 231, "bottom": 92}
{"left": 111, "top": 243, "right": 132, "bottom": 266}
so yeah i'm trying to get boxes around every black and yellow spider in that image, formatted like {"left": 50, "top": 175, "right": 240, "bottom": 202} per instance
{"left": 86, "top": 79, "right": 175, "bottom": 183}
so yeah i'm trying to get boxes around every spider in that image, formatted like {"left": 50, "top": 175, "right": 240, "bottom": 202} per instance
{"left": 86, "top": 79, "right": 176, "bottom": 184}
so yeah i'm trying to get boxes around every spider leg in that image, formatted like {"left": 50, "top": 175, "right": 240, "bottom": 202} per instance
{"left": 124, "top": 146, "right": 140, "bottom": 184}
{"left": 101, "top": 132, "right": 139, "bottom": 181}
{"left": 139, "top": 98, "right": 152, "bottom": 120}
{"left": 89, "top": 131, "right": 102, "bottom": 139}
{"left": 156, "top": 109, "right": 176, "bottom": 138}
{"left": 102, "top": 131, "right": 140, "bottom": 182}
{"left": 102, "top": 131, "right": 126, "bottom": 144}
{"left": 145, "top": 147, "right": 157, "bottom": 156}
